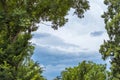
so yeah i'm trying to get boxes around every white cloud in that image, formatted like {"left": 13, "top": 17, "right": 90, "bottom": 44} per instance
{"left": 32, "top": 0, "right": 108, "bottom": 54}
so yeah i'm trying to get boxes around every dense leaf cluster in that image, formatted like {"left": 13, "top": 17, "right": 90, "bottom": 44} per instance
{"left": 59, "top": 61, "right": 108, "bottom": 80}
{"left": 100, "top": 0, "right": 120, "bottom": 79}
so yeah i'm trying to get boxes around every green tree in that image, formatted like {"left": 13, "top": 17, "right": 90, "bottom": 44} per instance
{"left": 0, "top": 0, "right": 89, "bottom": 79}
{"left": 60, "top": 61, "right": 107, "bottom": 80}
{"left": 99, "top": 0, "right": 120, "bottom": 79}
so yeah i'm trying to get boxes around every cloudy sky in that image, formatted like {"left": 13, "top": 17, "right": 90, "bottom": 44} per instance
{"left": 31, "top": 0, "right": 110, "bottom": 80}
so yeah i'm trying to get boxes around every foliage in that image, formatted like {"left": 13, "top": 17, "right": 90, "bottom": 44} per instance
{"left": 0, "top": 0, "right": 89, "bottom": 79}
{"left": 0, "top": 60, "right": 45, "bottom": 80}
{"left": 99, "top": 0, "right": 120, "bottom": 79}
{"left": 60, "top": 61, "right": 108, "bottom": 80}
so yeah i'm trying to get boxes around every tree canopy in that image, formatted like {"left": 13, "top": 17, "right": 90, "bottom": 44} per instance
{"left": 60, "top": 61, "right": 108, "bottom": 80}
{"left": 99, "top": 0, "right": 120, "bottom": 79}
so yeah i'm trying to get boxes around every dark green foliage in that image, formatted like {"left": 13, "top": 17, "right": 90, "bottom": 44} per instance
{"left": 0, "top": 0, "right": 89, "bottom": 80}
{"left": 60, "top": 61, "right": 108, "bottom": 80}
{"left": 0, "top": 60, "right": 45, "bottom": 80}
{"left": 99, "top": 0, "right": 120, "bottom": 79}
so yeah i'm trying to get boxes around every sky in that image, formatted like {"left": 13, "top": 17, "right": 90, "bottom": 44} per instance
{"left": 31, "top": 0, "right": 110, "bottom": 80}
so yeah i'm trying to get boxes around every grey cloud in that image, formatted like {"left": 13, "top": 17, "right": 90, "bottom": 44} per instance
{"left": 90, "top": 31, "right": 104, "bottom": 37}
{"left": 32, "top": 32, "right": 79, "bottom": 48}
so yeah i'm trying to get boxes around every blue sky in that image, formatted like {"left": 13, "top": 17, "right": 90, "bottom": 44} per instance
{"left": 31, "top": 0, "right": 110, "bottom": 80}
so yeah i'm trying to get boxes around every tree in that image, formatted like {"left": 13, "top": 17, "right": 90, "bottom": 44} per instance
{"left": 60, "top": 61, "right": 108, "bottom": 80}
{"left": 0, "top": 0, "right": 89, "bottom": 79}
{"left": 99, "top": 0, "right": 120, "bottom": 79}
{"left": 0, "top": 59, "right": 45, "bottom": 80}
